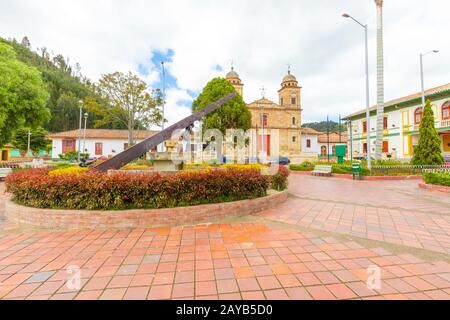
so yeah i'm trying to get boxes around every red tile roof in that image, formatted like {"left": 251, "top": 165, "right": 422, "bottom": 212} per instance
{"left": 48, "top": 129, "right": 159, "bottom": 140}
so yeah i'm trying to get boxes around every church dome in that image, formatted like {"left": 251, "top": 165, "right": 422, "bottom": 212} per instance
{"left": 226, "top": 67, "right": 240, "bottom": 79}
{"left": 282, "top": 71, "right": 297, "bottom": 83}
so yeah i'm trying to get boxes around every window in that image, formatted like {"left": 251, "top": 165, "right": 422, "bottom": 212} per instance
{"left": 280, "top": 98, "right": 284, "bottom": 106}
{"left": 321, "top": 145, "right": 327, "bottom": 156}
{"left": 62, "top": 139, "right": 76, "bottom": 153}
{"left": 414, "top": 107, "right": 423, "bottom": 124}
{"left": 383, "top": 117, "right": 388, "bottom": 130}
{"left": 443, "top": 102, "right": 450, "bottom": 120}
{"left": 363, "top": 121, "right": 367, "bottom": 133}
{"left": 261, "top": 114, "right": 268, "bottom": 126}
{"left": 291, "top": 97, "right": 296, "bottom": 105}
{"left": 95, "top": 142, "right": 103, "bottom": 156}
{"left": 292, "top": 117, "right": 296, "bottom": 125}
{"left": 363, "top": 143, "right": 368, "bottom": 154}
{"left": 332, "top": 145, "right": 336, "bottom": 156}
{"left": 306, "top": 139, "right": 311, "bottom": 148}
{"left": 292, "top": 136, "right": 296, "bottom": 143}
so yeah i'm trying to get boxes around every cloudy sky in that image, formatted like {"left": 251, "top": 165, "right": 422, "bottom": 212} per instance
{"left": 1, "top": 0, "right": 449, "bottom": 126}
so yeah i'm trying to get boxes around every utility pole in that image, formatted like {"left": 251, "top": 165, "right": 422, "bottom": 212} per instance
{"left": 375, "top": 0, "right": 385, "bottom": 161}
{"left": 77, "top": 100, "right": 83, "bottom": 162}
{"left": 327, "top": 115, "right": 330, "bottom": 162}
{"left": 420, "top": 50, "right": 439, "bottom": 106}
{"left": 27, "top": 130, "right": 31, "bottom": 157}
{"left": 83, "top": 113, "right": 88, "bottom": 156}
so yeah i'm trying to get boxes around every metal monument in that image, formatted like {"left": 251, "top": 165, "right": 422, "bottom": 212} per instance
{"left": 92, "top": 93, "right": 237, "bottom": 172}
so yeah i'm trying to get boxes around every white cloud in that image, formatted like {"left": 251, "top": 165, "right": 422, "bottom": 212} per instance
{"left": 1, "top": 0, "right": 449, "bottom": 123}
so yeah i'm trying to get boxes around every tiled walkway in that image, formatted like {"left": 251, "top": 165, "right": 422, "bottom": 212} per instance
{"left": 260, "top": 176, "right": 450, "bottom": 254}
{"left": 0, "top": 177, "right": 449, "bottom": 300}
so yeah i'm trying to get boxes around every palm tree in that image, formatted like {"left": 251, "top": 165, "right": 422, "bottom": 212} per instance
{"left": 375, "top": 0, "right": 385, "bottom": 160}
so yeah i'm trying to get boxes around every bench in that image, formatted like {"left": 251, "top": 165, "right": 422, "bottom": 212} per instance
{"left": 0, "top": 168, "right": 12, "bottom": 181}
{"left": 311, "top": 165, "right": 332, "bottom": 177}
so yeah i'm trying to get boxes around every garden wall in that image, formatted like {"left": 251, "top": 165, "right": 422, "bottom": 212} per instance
{"left": 4, "top": 190, "right": 287, "bottom": 230}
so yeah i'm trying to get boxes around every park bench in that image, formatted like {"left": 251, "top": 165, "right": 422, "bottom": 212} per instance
{"left": 0, "top": 167, "right": 12, "bottom": 181}
{"left": 311, "top": 165, "right": 332, "bottom": 177}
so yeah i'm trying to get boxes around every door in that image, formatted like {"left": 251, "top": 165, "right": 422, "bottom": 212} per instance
{"left": 1, "top": 150, "right": 8, "bottom": 161}
{"left": 95, "top": 143, "right": 103, "bottom": 156}
{"left": 62, "top": 139, "right": 76, "bottom": 153}
{"left": 383, "top": 141, "right": 389, "bottom": 153}
{"left": 321, "top": 145, "right": 327, "bottom": 157}
{"left": 257, "top": 135, "right": 271, "bottom": 156}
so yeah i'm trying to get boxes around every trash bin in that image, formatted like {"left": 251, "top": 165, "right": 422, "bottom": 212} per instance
{"left": 352, "top": 163, "right": 362, "bottom": 180}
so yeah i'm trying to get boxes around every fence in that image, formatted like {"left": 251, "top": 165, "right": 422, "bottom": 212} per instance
{"left": 371, "top": 165, "right": 450, "bottom": 176}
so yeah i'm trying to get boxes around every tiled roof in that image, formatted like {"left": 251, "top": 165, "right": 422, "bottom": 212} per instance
{"left": 48, "top": 129, "right": 159, "bottom": 140}
{"left": 317, "top": 132, "right": 348, "bottom": 144}
{"left": 300, "top": 127, "right": 320, "bottom": 135}
{"left": 344, "top": 83, "right": 450, "bottom": 119}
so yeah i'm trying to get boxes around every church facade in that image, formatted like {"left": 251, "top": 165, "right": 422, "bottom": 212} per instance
{"left": 225, "top": 67, "right": 317, "bottom": 162}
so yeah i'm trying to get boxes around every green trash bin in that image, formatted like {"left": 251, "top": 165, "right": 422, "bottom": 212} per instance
{"left": 352, "top": 163, "right": 362, "bottom": 180}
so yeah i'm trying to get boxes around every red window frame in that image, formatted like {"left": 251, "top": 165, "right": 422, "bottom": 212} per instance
{"left": 261, "top": 114, "right": 268, "bottom": 126}
{"left": 306, "top": 139, "right": 311, "bottom": 148}
{"left": 414, "top": 108, "right": 423, "bottom": 124}
{"left": 362, "top": 121, "right": 367, "bottom": 133}
{"left": 442, "top": 102, "right": 450, "bottom": 120}
{"left": 383, "top": 117, "right": 388, "bottom": 130}
{"left": 95, "top": 142, "right": 103, "bottom": 156}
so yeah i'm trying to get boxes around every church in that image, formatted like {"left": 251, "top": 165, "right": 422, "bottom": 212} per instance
{"left": 225, "top": 66, "right": 318, "bottom": 163}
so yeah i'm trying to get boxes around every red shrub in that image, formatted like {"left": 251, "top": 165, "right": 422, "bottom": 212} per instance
{"left": 5, "top": 168, "right": 270, "bottom": 210}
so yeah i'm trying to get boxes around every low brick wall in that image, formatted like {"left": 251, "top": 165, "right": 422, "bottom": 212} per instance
{"left": 4, "top": 190, "right": 288, "bottom": 230}
{"left": 418, "top": 182, "right": 450, "bottom": 193}
{"left": 290, "top": 170, "right": 423, "bottom": 181}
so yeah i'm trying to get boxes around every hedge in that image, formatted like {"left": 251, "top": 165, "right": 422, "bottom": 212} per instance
{"left": 289, "top": 162, "right": 370, "bottom": 176}
{"left": 5, "top": 168, "right": 288, "bottom": 210}
{"left": 423, "top": 172, "right": 450, "bottom": 187}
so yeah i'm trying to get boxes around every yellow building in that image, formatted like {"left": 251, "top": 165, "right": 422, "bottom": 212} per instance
{"left": 225, "top": 67, "right": 315, "bottom": 162}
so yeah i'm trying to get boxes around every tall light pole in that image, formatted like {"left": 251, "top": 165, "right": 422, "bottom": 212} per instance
{"left": 259, "top": 86, "right": 266, "bottom": 160}
{"left": 77, "top": 100, "right": 83, "bottom": 162}
{"left": 420, "top": 50, "right": 439, "bottom": 106}
{"left": 83, "top": 112, "right": 88, "bottom": 155}
{"left": 27, "top": 130, "right": 31, "bottom": 157}
{"left": 374, "top": 0, "right": 385, "bottom": 161}
{"left": 343, "top": 13, "right": 372, "bottom": 170}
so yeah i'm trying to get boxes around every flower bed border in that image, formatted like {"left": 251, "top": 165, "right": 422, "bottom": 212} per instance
{"left": 289, "top": 170, "right": 423, "bottom": 181}
{"left": 418, "top": 182, "right": 450, "bottom": 193}
{"left": 4, "top": 190, "right": 288, "bottom": 230}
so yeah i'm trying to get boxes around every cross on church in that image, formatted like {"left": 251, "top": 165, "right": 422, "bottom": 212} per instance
{"left": 287, "top": 63, "right": 291, "bottom": 74}
{"left": 260, "top": 85, "right": 266, "bottom": 98}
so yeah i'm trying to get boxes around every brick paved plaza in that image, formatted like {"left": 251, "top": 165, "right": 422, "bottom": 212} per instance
{"left": 0, "top": 176, "right": 449, "bottom": 300}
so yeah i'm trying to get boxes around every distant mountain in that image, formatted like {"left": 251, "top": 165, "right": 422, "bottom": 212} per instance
{"left": 302, "top": 120, "right": 346, "bottom": 133}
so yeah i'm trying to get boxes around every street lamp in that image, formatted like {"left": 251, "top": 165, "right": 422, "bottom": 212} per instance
{"left": 420, "top": 50, "right": 439, "bottom": 106}
{"left": 77, "top": 100, "right": 83, "bottom": 162}
{"left": 83, "top": 112, "right": 88, "bottom": 156}
{"left": 343, "top": 13, "right": 372, "bottom": 170}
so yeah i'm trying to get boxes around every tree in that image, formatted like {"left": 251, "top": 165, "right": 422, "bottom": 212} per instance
{"left": 0, "top": 42, "right": 50, "bottom": 147}
{"left": 192, "top": 78, "right": 251, "bottom": 134}
{"left": 302, "top": 121, "right": 346, "bottom": 133}
{"left": 21, "top": 36, "right": 31, "bottom": 49}
{"left": 192, "top": 78, "right": 251, "bottom": 161}
{"left": 13, "top": 127, "right": 50, "bottom": 157}
{"left": 95, "top": 71, "right": 164, "bottom": 145}
{"left": 412, "top": 100, "right": 444, "bottom": 165}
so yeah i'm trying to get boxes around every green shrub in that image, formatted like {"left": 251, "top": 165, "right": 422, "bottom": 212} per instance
{"left": 271, "top": 166, "right": 289, "bottom": 191}
{"left": 423, "top": 172, "right": 450, "bottom": 187}
{"left": 58, "top": 151, "right": 89, "bottom": 162}
{"left": 5, "top": 168, "right": 271, "bottom": 210}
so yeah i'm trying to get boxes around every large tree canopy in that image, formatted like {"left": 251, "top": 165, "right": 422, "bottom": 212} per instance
{"left": 412, "top": 100, "right": 444, "bottom": 165}
{"left": 13, "top": 127, "right": 50, "bottom": 156}
{"left": 0, "top": 42, "right": 50, "bottom": 147}
{"left": 93, "top": 71, "right": 164, "bottom": 145}
{"left": 192, "top": 77, "right": 251, "bottom": 135}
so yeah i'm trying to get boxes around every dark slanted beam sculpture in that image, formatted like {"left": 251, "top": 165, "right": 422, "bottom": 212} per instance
{"left": 92, "top": 92, "right": 237, "bottom": 172}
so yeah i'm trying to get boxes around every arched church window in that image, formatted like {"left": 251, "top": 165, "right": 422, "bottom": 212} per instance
{"left": 442, "top": 101, "right": 450, "bottom": 120}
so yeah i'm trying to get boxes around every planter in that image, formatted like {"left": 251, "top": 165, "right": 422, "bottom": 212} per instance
{"left": 418, "top": 182, "right": 450, "bottom": 193}
{"left": 5, "top": 190, "right": 288, "bottom": 230}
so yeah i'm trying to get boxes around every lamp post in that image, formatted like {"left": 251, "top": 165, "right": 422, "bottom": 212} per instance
{"left": 83, "top": 112, "right": 88, "bottom": 156}
{"left": 77, "top": 100, "right": 83, "bottom": 162}
{"left": 160, "top": 61, "right": 166, "bottom": 153}
{"left": 343, "top": 13, "right": 371, "bottom": 170}
{"left": 259, "top": 86, "right": 266, "bottom": 161}
{"left": 420, "top": 50, "right": 439, "bottom": 106}
{"left": 27, "top": 130, "right": 31, "bottom": 157}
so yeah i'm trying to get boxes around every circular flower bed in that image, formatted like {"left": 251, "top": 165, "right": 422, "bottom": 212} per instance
{"left": 6, "top": 167, "right": 289, "bottom": 210}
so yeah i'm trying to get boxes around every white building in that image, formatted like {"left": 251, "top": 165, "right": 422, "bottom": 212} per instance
{"left": 343, "top": 83, "right": 450, "bottom": 161}
{"left": 48, "top": 129, "right": 159, "bottom": 159}
{"left": 301, "top": 128, "right": 348, "bottom": 160}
